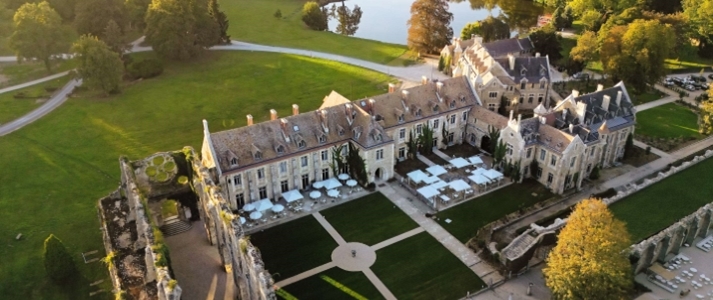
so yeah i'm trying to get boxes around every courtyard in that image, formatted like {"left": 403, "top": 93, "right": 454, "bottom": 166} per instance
{"left": 250, "top": 192, "right": 486, "bottom": 300}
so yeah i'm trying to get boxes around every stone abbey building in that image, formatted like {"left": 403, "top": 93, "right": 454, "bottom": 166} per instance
{"left": 201, "top": 38, "right": 636, "bottom": 211}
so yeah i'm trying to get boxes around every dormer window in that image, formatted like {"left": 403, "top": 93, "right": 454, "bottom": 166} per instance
{"left": 433, "top": 105, "right": 439, "bottom": 112}
{"left": 254, "top": 151, "right": 262, "bottom": 160}
{"left": 460, "top": 95, "right": 466, "bottom": 102}
{"left": 520, "top": 68, "right": 526, "bottom": 76}
{"left": 276, "top": 145, "right": 285, "bottom": 154}
{"left": 398, "top": 114, "right": 404, "bottom": 122}
{"left": 416, "top": 109, "right": 422, "bottom": 117}
{"left": 298, "top": 140, "right": 306, "bottom": 149}
{"left": 230, "top": 158, "right": 238, "bottom": 166}
{"left": 449, "top": 101, "right": 456, "bottom": 108}
{"left": 520, "top": 80, "right": 527, "bottom": 90}
{"left": 318, "top": 135, "right": 326, "bottom": 144}
{"left": 338, "top": 128, "right": 345, "bottom": 136}
{"left": 375, "top": 134, "right": 382, "bottom": 142}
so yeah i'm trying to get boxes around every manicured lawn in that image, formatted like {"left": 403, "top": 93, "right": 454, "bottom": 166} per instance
{"left": 0, "top": 36, "right": 10, "bottom": 56}
{"left": 278, "top": 267, "right": 383, "bottom": 300}
{"left": 436, "top": 180, "right": 555, "bottom": 243}
{"left": 371, "top": 232, "right": 486, "bottom": 299}
{"left": 559, "top": 37, "right": 576, "bottom": 63}
{"left": 631, "top": 89, "right": 664, "bottom": 105}
{"left": 635, "top": 103, "right": 702, "bottom": 140}
{"left": 321, "top": 192, "right": 418, "bottom": 246}
{"left": 0, "top": 76, "right": 70, "bottom": 124}
{"left": 0, "top": 59, "right": 76, "bottom": 88}
{"left": 0, "top": 51, "right": 391, "bottom": 298}
{"left": 250, "top": 216, "right": 337, "bottom": 279}
{"left": 611, "top": 156, "right": 713, "bottom": 242}
{"left": 221, "top": 0, "right": 413, "bottom": 65}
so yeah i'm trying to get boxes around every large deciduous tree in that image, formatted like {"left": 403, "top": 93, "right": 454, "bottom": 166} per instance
{"left": 125, "top": 0, "right": 151, "bottom": 29}
{"left": 10, "top": 1, "right": 71, "bottom": 72}
{"left": 599, "top": 19, "right": 675, "bottom": 92}
{"left": 471, "top": 16, "right": 509, "bottom": 43}
{"left": 529, "top": 24, "right": 562, "bottom": 62}
{"left": 682, "top": 0, "right": 713, "bottom": 57}
{"left": 44, "top": 234, "right": 78, "bottom": 283}
{"left": 74, "top": 0, "right": 127, "bottom": 38}
{"left": 700, "top": 97, "right": 713, "bottom": 135}
{"left": 544, "top": 199, "right": 633, "bottom": 299}
{"left": 72, "top": 35, "right": 124, "bottom": 94}
{"left": 145, "top": 0, "right": 220, "bottom": 60}
{"left": 568, "top": 0, "right": 638, "bottom": 16}
{"left": 335, "top": 4, "right": 362, "bottom": 36}
{"left": 301, "top": 1, "right": 328, "bottom": 31}
{"left": 407, "top": 0, "right": 453, "bottom": 54}
{"left": 570, "top": 30, "right": 597, "bottom": 64}
{"left": 102, "top": 19, "right": 129, "bottom": 55}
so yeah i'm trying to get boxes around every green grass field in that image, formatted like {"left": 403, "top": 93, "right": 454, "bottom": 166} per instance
{"left": 436, "top": 180, "right": 555, "bottom": 243}
{"left": 321, "top": 192, "right": 418, "bottom": 246}
{"left": 0, "top": 59, "right": 76, "bottom": 87}
{"left": 635, "top": 103, "right": 702, "bottom": 140}
{"left": 278, "top": 267, "right": 383, "bottom": 300}
{"left": 0, "top": 51, "right": 391, "bottom": 299}
{"left": 250, "top": 216, "right": 338, "bottom": 279}
{"left": 611, "top": 156, "right": 713, "bottom": 242}
{"left": 371, "top": 232, "right": 486, "bottom": 300}
{"left": 221, "top": 0, "right": 413, "bottom": 65}
{"left": 0, "top": 76, "right": 70, "bottom": 124}
{"left": 631, "top": 90, "right": 664, "bottom": 105}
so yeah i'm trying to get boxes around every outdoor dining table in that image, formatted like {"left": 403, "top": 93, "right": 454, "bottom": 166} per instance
{"left": 309, "top": 191, "right": 322, "bottom": 199}
{"left": 439, "top": 195, "right": 451, "bottom": 202}
{"left": 249, "top": 211, "right": 263, "bottom": 220}
{"left": 327, "top": 189, "right": 339, "bottom": 198}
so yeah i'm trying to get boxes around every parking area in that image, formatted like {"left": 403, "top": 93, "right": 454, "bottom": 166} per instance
{"left": 663, "top": 72, "right": 712, "bottom": 99}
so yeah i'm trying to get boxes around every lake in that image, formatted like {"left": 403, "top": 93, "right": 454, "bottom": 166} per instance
{"left": 326, "top": 0, "right": 551, "bottom": 45}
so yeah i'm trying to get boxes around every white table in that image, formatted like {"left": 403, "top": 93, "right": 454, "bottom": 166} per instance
{"left": 439, "top": 195, "right": 451, "bottom": 202}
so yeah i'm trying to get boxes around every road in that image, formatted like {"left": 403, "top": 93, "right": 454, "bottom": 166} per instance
{"left": 0, "top": 79, "right": 81, "bottom": 136}
{"left": 0, "top": 71, "right": 70, "bottom": 95}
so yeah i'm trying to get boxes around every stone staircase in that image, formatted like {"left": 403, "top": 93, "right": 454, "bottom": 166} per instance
{"left": 160, "top": 216, "right": 192, "bottom": 236}
{"left": 501, "top": 230, "right": 538, "bottom": 261}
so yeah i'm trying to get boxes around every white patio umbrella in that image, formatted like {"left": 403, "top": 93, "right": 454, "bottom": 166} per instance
{"left": 346, "top": 179, "right": 358, "bottom": 187}
{"left": 249, "top": 211, "right": 263, "bottom": 220}
{"left": 425, "top": 165, "right": 447, "bottom": 177}
{"left": 322, "top": 178, "right": 343, "bottom": 190}
{"left": 407, "top": 169, "right": 428, "bottom": 184}
{"left": 327, "top": 189, "right": 339, "bottom": 198}
{"left": 312, "top": 181, "right": 324, "bottom": 189}
{"left": 309, "top": 191, "right": 322, "bottom": 199}
{"left": 271, "top": 204, "right": 285, "bottom": 213}
{"left": 449, "top": 157, "right": 470, "bottom": 168}
{"left": 255, "top": 199, "right": 273, "bottom": 212}
{"left": 239, "top": 217, "right": 246, "bottom": 225}
{"left": 338, "top": 173, "right": 350, "bottom": 180}
{"left": 242, "top": 202, "right": 256, "bottom": 212}
{"left": 282, "top": 189, "right": 303, "bottom": 203}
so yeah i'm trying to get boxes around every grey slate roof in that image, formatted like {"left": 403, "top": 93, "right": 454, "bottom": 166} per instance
{"left": 483, "top": 37, "right": 534, "bottom": 58}
{"left": 494, "top": 56, "right": 551, "bottom": 83}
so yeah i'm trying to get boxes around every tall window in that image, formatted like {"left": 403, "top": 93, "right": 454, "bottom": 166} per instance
{"left": 590, "top": 147, "right": 596, "bottom": 156}
{"left": 398, "top": 147, "right": 405, "bottom": 159}
{"left": 570, "top": 157, "right": 576, "bottom": 167}
{"left": 416, "top": 124, "right": 423, "bottom": 134}
{"left": 506, "top": 143, "right": 513, "bottom": 155}
{"left": 539, "top": 81, "right": 546, "bottom": 89}
{"left": 230, "top": 158, "right": 237, "bottom": 166}
{"left": 376, "top": 149, "right": 384, "bottom": 160}
{"left": 233, "top": 174, "right": 241, "bottom": 185}
{"left": 538, "top": 94, "right": 544, "bottom": 103}
{"left": 550, "top": 155, "right": 557, "bottom": 167}
{"left": 449, "top": 114, "right": 456, "bottom": 124}
{"left": 540, "top": 149, "right": 546, "bottom": 161}
{"left": 257, "top": 168, "right": 265, "bottom": 179}
{"left": 235, "top": 193, "right": 245, "bottom": 208}
{"left": 547, "top": 173, "right": 554, "bottom": 184}
{"left": 259, "top": 187, "right": 267, "bottom": 199}
{"left": 302, "top": 174, "right": 310, "bottom": 189}
{"left": 520, "top": 81, "right": 526, "bottom": 90}
{"left": 432, "top": 119, "right": 439, "bottom": 129}
{"left": 488, "top": 92, "right": 497, "bottom": 98}
{"left": 399, "top": 128, "right": 406, "bottom": 140}
{"left": 301, "top": 156, "right": 308, "bottom": 167}
{"left": 322, "top": 168, "right": 330, "bottom": 180}
{"left": 526, "top": 148, "right": 532, "bottom": 158}
{"left": 528, "top": 94, "right": 534, "bottom": 103}
{"left": 280, "top": 180, "right": 289, "bottom": 193}
{"left": 321, "top": 150, "right": 328, "bottom": 161}
{"left": 462, "top": 111, "right": 468, "bottom": 121}
{"left": 398, "top": 114, "right": 404, "bottom": 122}
{"left": 279, "top": 161, "right": 287, "bottom": 173}
{"left": 536, "top": 167, "right": 542, "bottom": 178}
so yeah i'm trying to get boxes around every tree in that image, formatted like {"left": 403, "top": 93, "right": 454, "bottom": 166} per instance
{"left": 579, "top": 9, "right": 602, "bottom": 31}
{"left": 346, "top": 142, "right": 367, "bottom": 185}
{"left": 493, "top": 140, "right": 506, "bottom": 168}
{"left": 544, "top": 199, "right": 633, "bottom": 299}
{"left": 568, "top": 0, "right": 638, "bottom": 16}
{"left": 438, "top": 55, "right": 445, "bottom": 71}
{"left": 460, "top": 16, "right": 509, "bottom": 43}
{"left": 301, "top": 1, "right": 328, "bottom": 31}
{"left": 74, "top": 0, "right": 126, "bottom": 38}
{"left": 208, "top": 0, "right": 230, "bottom": 43}
{"left": 589, "top": 165, "right": 600, "bottom": 179}
{"left": 192, "top": 0, "right": 222, "bottom": 47}
{"left": 102, "top": 19, "right": 129, "bottom": 55}
{"left": 640, "top": 11, "right": 687, "bottom": 56}
{"left": 10, "top": 2, "right": 71, "bottom": 72}
{"left": 44, "top": 234, "right": 78, "bottom": 283}
{"left": 418, "top": 124, "right": 435, "bottom": 155}
{"left": 643, "top": 0, "right": 682, "bottom": 14}
{"left": 46, "top": 0, "right": 76, "bottom": 21}
{"left": 460, "top": 21, "right": 480, "bottom": 40}
{"left": 407, "top": 129, "right": 418, "bottom": 159}
{"left": 72, "top": 35, "right": 124, "bottom": 94}
{"left": 599, "top": 20, "right": 675, "bottom": 92}
{"left": 441, "top": 126, "right": 449, "bottom": 148}
{"left": 125, "top": 0, "right": 151, "bottom": 29}
{"left": 570, "top": 30, "right": 598, "bottom": 64}
{"left": 145, "top": 0, "right": 220, "bottom": 60}
{"left": 529, "top": 24, "right": 562, "bottom": 62}
{"left": 562, "top": 6, "right": 575, "bottom": 28}
{"left": 407, "top": 0, "right": 453, "bottom": 54}
{"left": 530, "top": 159, "right": 539, "bottom": 178}
{"left": 682, "top": 0, "right": 713, "bottom": 56}
{"left": 623, "top": 133, "right": 634, "bottom": 159}
{"left": 699, "top": 99, "right": 713, "bottom": 135}
{"left": 486, "top": 125, "right": 500, "bottom": 153}
{"left": 334, "top": 4, "right": 362, "bottom": 36}
{"left": 552, "top": 6, "right": 567, "bottom": 30}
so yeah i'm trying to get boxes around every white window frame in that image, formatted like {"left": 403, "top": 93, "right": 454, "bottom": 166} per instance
{"left": 321, "top": 150, "right": 328, "bottom": 161}
{"left": 257, "top": 168, "right": 265, "bottom": 179}
{"left": 376, "top": 149, "right": 384, "bottom": 160}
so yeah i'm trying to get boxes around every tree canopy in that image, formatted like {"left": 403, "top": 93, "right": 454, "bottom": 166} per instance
{"left": 10, "top": 1, "right": 71, "bottom": 71}
{"left": 72, "top": 35, "right": 124, "bottom": 94}
{"left": 570, "top": 30, "right": 598, "bottom": 63}
{"left": 334, "top": 4, "right": 362, "bottom": 36}
{"left": 102, "top": 19, "right": 128, "bottom": 55}
{"left": 599, "top": 19, "right": 675, "bottom": 92}
{"left": 74, "top": 0, "right": 127, "bottom": 38}
{"left": 144, "top": 0, "right": 221, "bottom": 60}
{"left": 461, "top": 16, "right": 509, "bottom": 43}
{"left": 682, "top": 0, "right": 713, "bottom": 55}
{"left": 208, "top": 0, "right": 230, "bottom": 43}
{"left": 301, "top": 1, "right": 328, "bottom": 31}
{"left": 544, "top": 199, "right": 633, "bottom": 299}
{"left": 407, "top": 0, "right": 453, "bottom": 54}
{"left": 125, "top": 0, "right": 151, "bottom": 29}
{"left": 529, "top": 24, "right": 562, "bottom": 62}
{"left": 567, "top": 0, "right": 638, "bottom": 16}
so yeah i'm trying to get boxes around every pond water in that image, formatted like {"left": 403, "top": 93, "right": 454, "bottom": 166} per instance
{"left": 327, "top": 0, "right": 551, "bottom": 45}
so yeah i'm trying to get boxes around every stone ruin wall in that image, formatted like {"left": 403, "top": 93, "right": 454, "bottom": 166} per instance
{"left": 498, "top": 149, "right": 713, "bottom": 273}
{"left": 98, "top": 156, "right": 182, "bottom": 300}
{"left": 187, "top": 147, "right": 276, "bottom": 300}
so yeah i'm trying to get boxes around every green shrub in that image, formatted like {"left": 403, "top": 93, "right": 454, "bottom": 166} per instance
{"left": 43, "top": 234, "right": 78, "bottom": 283}
{"left": 145, "top": 166, "right": 158, "bottom": 177}
{"left": 156, "top": 172, "right": 169, "bottom": 182}
{"left": 152, "top": 156, "right": 164, "bottom": 165}
{"left": 177, "top": 175, "right": 188, "bottom": 185}
{"left": 163, "top": 161, "right": 176, "bottom": 172}
{"left": 127, "top": 59, "right": 164, "bottom": 80}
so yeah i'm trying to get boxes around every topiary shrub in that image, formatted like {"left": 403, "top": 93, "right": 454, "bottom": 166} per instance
{"left": 43, "top": 234, "right": 78, "bottom": 283}
{"left": 127, "top": 58, "right": 164, "bottom": 80}
{"left": 152, "top": 156, "right": 164, "bottom": 165}
{"left": 145, "top": 166, "right": 158, "bottom": 177}
{"left": 163, "top": 161, "right": 176, "bottom": 172}
{"left": 177, "top": 176, "right": 188, "bottom": 185}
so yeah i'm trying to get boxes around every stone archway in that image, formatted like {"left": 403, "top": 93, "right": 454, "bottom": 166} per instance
{"left": 480, "top": 136, "right": 491, "bottom": 153}
{"left": 374, "top": 168, "right": 383, "bottom": 181}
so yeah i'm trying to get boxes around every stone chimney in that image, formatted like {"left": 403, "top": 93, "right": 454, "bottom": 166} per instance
{"left": 563, "top": 109, "right": 568, "bottom": 119}
{"left": 422, "top": 76, "right": 428, "bottom": 85}
{"left": 436, "top": 81, "right": 444, "bottom": 93}
{"left": 535, "top": 52, "right": 541, "bottom": 58}
{"left": 572, "top": 90, "right": 580, "bottom": 98}
{"left": 292, "top": 104, "right": 299, "bottom": 116}
{"left": 509, "top": 109, "right": 514, "bottom": 121}
{"left": 569, "top": 123, "right": 574, "bottom": 133}
{"left": 517, "top": 114, "right": 522, "bottom": 125}
{"left": 507, "top": 54, "right": 516, "bottom": 71}
{"left": 602, "top": 95, "right": 611, "bottom": 111}
{"left": 246, "top": 114, "right": 253, "bottom": 126}
{"left": 270, "top": 109, "right": 278, "bottom": 120}
{"left": 388, "top": 83, "right": 396, "bottom": 93}
{"left": 596, "top": 84, "right": 604, "bottom": 92}
{"left": 616, "top": 91, "right": 622, "bottom": 107}
{"left": 401, "top": 90, "right": 409, "bottom": 101}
